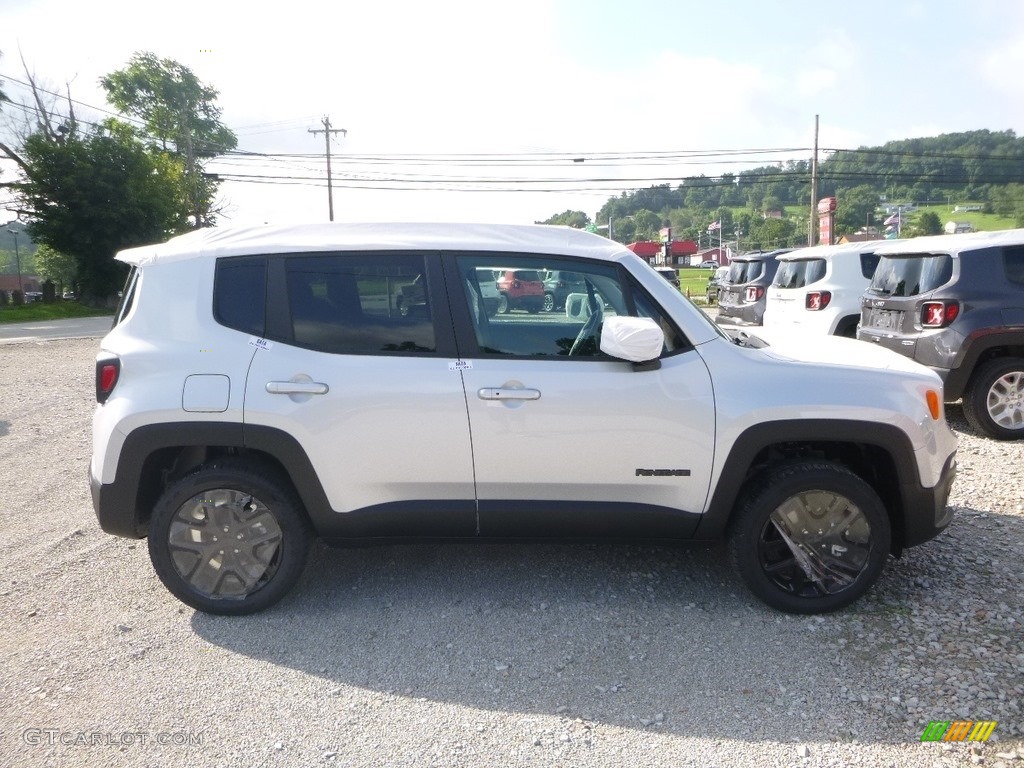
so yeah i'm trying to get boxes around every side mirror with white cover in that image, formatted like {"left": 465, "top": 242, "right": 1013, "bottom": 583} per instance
{"left": 599, "top": 316, "right": 665, "bottom": 364}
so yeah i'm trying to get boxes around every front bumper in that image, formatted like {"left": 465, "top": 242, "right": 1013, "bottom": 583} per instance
{"left": 900, "top": 450, "right": 957, "bottom": 549}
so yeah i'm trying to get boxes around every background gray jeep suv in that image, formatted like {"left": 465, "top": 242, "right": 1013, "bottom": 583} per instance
{"left": 859, "top": 229, "right": 1024, "bottom": 440}
{"left": 715, "top": 249, "right": 792, "bottom": 327}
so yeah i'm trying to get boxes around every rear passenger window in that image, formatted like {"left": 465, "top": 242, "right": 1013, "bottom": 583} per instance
{"left": 1004, "top": 246, "right": 1024, "bottom": 286}
{"left": 214, "top": 256, "right": 266, "bottom": 335}
{"left": 284, "top": 254, "right": 436, "bottom": 355}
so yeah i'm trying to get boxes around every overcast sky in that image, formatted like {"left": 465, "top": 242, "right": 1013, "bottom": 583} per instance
{"left": 3, "top": 0, "right": 1024, "bottom": 228}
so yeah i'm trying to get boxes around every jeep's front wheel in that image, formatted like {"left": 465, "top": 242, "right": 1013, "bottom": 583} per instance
{"left": 728, "top": 461, "right": 890, "bottom": 614}
{"left": 963, "top": 357, "right": 1024, "bottom": 440}
{"left": 148, "top": 462, "right": 311, "bottom": 615}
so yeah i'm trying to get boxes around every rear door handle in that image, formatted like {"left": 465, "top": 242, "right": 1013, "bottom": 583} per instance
{"left": 266, "top": 381, "right": 329, "bottom": 395}
{"left": 478, "top": 387, "right": 541, "bottom": 401}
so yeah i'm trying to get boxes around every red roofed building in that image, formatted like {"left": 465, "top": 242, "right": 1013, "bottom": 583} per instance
{"left": 626, "top": 241, "right": 661, "bottom": 259}
{"left": 627, "top": 239, "right": 699, "bottom": 266}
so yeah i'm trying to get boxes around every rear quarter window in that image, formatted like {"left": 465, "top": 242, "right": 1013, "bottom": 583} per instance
{"left": 860, "top": 252, "right": 881, "bottom": 279}
{"left": 214, "top": 256, "right": 267, "bottom": 335}
{"left": 1004, "top": 245, "right": 1024, "bottom": 286}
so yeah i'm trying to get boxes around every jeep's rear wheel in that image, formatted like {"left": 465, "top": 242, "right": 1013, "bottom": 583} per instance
{"left": 148, "top": 462, "right": 310, "bottom": 615}
{"left": 497, "top": 293, "right": 509, "bottom": 314}
{"left": 963, "top": 357, "right": 1024, "bottom": 440}
{"left": 542, "top": 292, "right": 555, "bottom": 312}
{"left": 728, "top": 461, "right": 890, "bottom": 614}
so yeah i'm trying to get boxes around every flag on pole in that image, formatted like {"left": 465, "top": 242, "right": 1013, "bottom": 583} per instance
{"left": 883, "top": 213, "right": 900, "bottom": 226}
{"left": 707, "top": 220, "right": 721, "bottom": 233}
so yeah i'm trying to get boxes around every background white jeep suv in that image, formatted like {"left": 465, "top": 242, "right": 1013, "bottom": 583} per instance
{"left": 91, "top": 223, "right": 957, "bottom": 616}
{"left": 763, "top": 243, "right": 881, "bottom": 337}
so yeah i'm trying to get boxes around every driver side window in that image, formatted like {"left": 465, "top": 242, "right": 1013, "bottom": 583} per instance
{"left": 456, "top": 255, "right": 623, "bottom": 358}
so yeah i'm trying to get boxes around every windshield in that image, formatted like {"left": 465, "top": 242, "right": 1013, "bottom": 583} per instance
{"left": 773, "top": 259, "right": 826, "bottom": 289}
{"left": 726, "top": 260, "right": 764, "bottom": 284}
{"left": 868, "top": 254, "right": 953, "bottom": 296}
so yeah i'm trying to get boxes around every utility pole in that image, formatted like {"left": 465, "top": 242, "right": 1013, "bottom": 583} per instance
{"left": 5, "top": 228, "right": 23, "bottom": 296}
{"left": 809, "top": 114, "right": 819, "bottom": 247}
{"left": 308, "top": 116, "right": 347, "bottom": 221}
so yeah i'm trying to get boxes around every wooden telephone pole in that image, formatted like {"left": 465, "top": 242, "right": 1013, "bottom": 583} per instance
{"left": 309, "top": 116, "right": 347, "bottom": 221}
{"left": 809, "top": 114, "right": 819, "bottom": 246}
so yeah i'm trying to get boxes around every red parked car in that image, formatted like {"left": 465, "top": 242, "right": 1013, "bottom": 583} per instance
{"left": 495, "top": 269, "right": 544, "bottom": 313}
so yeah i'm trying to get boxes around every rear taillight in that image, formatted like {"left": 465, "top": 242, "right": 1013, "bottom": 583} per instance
{"left": 744, "top": 286, "right": 765, "bottom": 302}
{"left": 921, "top": 300, "right": 960, "bottom": 328}
{"left": 96, "top": 356, "right": 121, "bottom": 404}
{"left": 805, "top": 291, "right": 832, "bottom": 311}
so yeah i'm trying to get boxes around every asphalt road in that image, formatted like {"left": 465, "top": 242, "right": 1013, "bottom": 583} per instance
{"left": 0, "top": 315, "right": 114, "bottom": 345}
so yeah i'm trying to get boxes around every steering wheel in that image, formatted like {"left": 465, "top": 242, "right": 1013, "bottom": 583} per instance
{"left": 568, "top": 302, "right": 603, "bottom": 357}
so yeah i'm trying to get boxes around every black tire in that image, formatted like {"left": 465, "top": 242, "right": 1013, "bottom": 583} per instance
{"left": 727, "top": 460, "right": 890, "bottom": 614}
{"left": 148, "top": 460, "right": 311, "bottom": 615}
{"left": 542, "top": 293, "right": 555, "bottom": 312}
{"left": 963, "top": 357, "right": 1024, "bottom": 440}
{"left": 497, "top": 293, "right": 509, "bottom": 314}
{"left": 835, "top": 316, "right": 858, "bottom": 338}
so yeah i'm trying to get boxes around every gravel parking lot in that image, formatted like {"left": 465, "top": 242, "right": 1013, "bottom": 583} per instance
{"left": 1, "top": 336, "right": 1021, "bottom": 768}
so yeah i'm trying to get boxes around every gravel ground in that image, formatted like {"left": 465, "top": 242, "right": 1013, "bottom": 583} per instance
{"left": 0, "top": 336, "right": 1021, "bottom": 768}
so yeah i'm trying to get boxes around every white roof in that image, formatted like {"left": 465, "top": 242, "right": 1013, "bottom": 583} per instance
{"left": 116, "top": 222, "right": 633, "bottom": 266}
{"left": 871, "top": 227, "right": 1024, "bottom": 256}
{"left": 776, "top": 242, "right": 878, "bottom": 260}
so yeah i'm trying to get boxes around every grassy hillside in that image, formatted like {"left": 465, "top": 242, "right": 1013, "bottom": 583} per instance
{"left": 907, "top": 204, "right": 1018, "bottom": 232}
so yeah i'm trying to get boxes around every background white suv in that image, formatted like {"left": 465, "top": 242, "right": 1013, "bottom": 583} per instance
{"left": 762, "top": 243, "right": 881, "bottom": 337}
{"left": 91, "top": 223, "right": 956, "bottom": 616}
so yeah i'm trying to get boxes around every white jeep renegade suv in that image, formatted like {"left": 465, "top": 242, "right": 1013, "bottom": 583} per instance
{"left": 91, "top": 223, "right": 957, "bottom": 615}
{"left": 763, "top": 243, "right": 881, "bottom": 337}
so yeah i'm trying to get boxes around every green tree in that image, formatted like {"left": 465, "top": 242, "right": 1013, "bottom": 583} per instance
{"left": 632, "top": 209, "right": 662, "bottom": 240}
{"left": 34, "top": 243, "right": 77, "bottom": 291}
{"left": 915, "top": 211, "right": 944, "bottom": 236}
{"left": 16, "top": 125, "right": 187, "bottom": 301}
{"left": 537, "top": 210, "right": 590, "bottom": 228}
{"left": 834, "top": 185, "right": 880, "bottom": 235}
{"left": 101, "top": 52, "right": 237, "bottom": 227}
{"left": 748, "top": 217, "right": 797, "bottom": 250}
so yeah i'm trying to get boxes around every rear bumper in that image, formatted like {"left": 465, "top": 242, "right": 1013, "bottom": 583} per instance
{"left": 90, "top": 460, "right": 147, "bottom": 539}
{"left": 714, "top": 307, "right": 762, "bottom": 326}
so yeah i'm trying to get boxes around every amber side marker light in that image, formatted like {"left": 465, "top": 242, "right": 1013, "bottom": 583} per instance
{"left": 926, "top": 389, "right": 942, "bottom": 420}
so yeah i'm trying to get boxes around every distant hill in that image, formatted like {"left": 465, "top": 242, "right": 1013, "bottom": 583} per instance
{"left": 551, "top": 129, "right": 1024, "bottom": 249}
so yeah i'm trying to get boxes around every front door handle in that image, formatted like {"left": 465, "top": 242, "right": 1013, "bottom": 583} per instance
{"left": 478, "top": 387, "right": 541, "bottom": 401}
{"left": 266, "top": 381, "right": 329, "bottom": 395}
